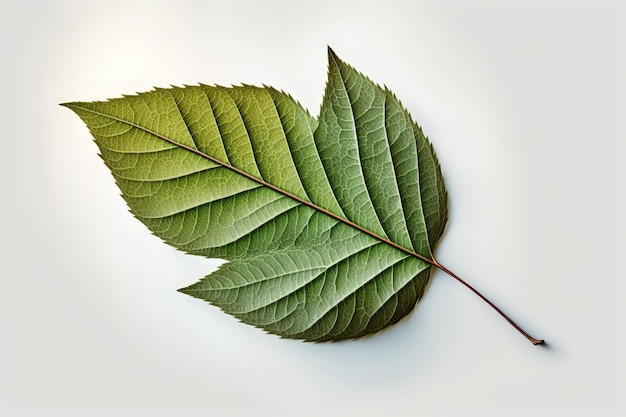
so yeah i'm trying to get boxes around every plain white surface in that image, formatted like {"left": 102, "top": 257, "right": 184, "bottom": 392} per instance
{"left": 1, "top": 0, "right": 625, "bottom": 416}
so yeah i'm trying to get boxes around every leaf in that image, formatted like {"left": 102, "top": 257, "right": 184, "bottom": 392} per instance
{"left": 64, "top": 48, "right": 542, "bottom": 344}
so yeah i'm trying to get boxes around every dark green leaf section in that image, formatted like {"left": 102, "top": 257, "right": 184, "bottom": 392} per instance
{"left": 315, "top": 50, "right": 447, "bottom": 257}
{"left": 63, "top": 48, "right": 447, "bottom": 341}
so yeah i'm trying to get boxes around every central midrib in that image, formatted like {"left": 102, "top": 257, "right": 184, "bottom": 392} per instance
{"left": 67, "top": 103, "right": 438, "bottom": 269}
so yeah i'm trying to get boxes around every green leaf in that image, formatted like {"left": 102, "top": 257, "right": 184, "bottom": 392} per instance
{"left": 63, "top": 48, "right": 448, "bottom": 341}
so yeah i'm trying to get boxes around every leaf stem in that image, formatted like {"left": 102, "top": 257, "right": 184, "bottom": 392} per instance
{"left": 431, "top": 258, "right": 544, "bottom": 345}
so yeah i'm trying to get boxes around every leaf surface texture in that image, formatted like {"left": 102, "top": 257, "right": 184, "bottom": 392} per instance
{"left": 64, "top": 49, "right": 447, "bottom": 341}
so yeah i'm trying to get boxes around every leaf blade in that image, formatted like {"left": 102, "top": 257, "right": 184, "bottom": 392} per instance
{"left": 63, "top": 49, "right": 447, "bottom": 341}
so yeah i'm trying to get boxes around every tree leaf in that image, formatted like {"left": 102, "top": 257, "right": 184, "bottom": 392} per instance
{"left": 63, "top": 48, "right": 456, "bottom": 341}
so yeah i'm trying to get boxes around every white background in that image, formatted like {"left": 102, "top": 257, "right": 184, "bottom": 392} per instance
{"left": 1, "top": 0, "right": 624, "bottom": 416}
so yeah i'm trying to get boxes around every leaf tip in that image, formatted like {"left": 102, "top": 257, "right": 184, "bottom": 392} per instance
{"left": 327, "top": 46, "right": 340, "bottom": 63}
{"left": 60, "top": 102, "right": 87, "bottom": 116}
{"left": 177, "top": 285, "right": 193, "bottom": 296}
